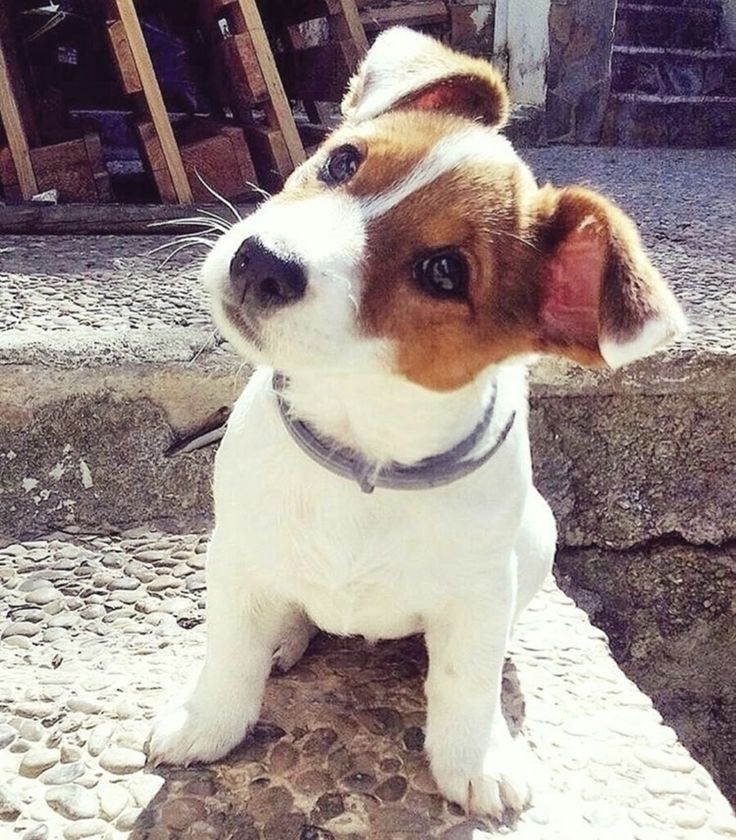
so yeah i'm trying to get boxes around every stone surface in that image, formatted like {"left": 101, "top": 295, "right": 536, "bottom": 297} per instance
{"left": 0, "top": 532, "right": 734, "bottom": 838}
{"left": 557, "top": 541, "right": 736, "bottom": 807}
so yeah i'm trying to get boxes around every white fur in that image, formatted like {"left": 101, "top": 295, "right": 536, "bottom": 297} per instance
{"left": 360, "top": 128, "right": 519, "bottom": 222}
{"left": 600, "top": 310, "right": 688, "bottom": 368}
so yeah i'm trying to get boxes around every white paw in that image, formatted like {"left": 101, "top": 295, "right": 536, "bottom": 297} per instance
{"left": 272, "top": 615, "right": 317, "bottom": 673}
{"left": 430, "top": 735, "right": 533, "bottom": 819}
{"left": 147, "top": 695, "right": 253, "bottom": 766}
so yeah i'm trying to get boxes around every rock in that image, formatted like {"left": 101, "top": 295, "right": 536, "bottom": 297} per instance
{"left": 25, "top": 588, "right": 60, "bottom": 606}
{"left": 61, "top": 745, "right": 83, "bottom": 763}
{"left": 98, "top": 781, "right": 128, "bottom": 821}
{"left": 161, "top": 797, "right": 207, "bottom": 830}
{"left": 147, "top": 575, "right": 182, "bottom": 592}
{"left": 3, "top": 636, "right": 32, "bottom": 649}
{"left": 107, "top": 577, "right": 140, "bottom": 592}
{"left": 115, "top": 807, "right": 142, "bottom": 831}
{"left": 45, "top": 784, "right": 98, "bottom": 819}
{"left": 79, "top": 606, "right": 105, "bottom": 621}
{"left": 67, "top": 697, "right": 102, "bottom": 715}
{"left": 18, "top": 720, "right": 44, "bottom": 742}
{"left": 0, "top": 724, "right": 17, "bottom": 748}
{"left": 1, "top": 621, "right": 40, "bottom": 638}
{"left": 0, "top": 783, "right": 22, "bottom": 820}
{"left": 85, "top": 724, "right": 114, "bottom": 757}
{"left": 21, "top": 826, "right": 48, "bottom": 840}
{"left": 16, "top": 702, "right": 55, "bottom": 719}
{"left": 98, "top": 747, "right": 145, "bottom": 775}
{"left": 19, "top": 748, "right": 60, "bottom": 778}
{"left": 38, "top": 761, "right": 85, "bottom": 785}
{"left": 63, "top": 819, "right": 109, "bottom": 839}
{"left": 127, "top": 774, "right": 163, "bottom": 808}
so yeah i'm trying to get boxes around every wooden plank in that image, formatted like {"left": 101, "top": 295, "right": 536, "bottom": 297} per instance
{"left": 0, "top": 146, "right": 22, "bottom": 202}
{"left": 334, "top": 0, "right": 369, "bottom": 53}
{"left": 241, "top": 124, "right": 292, "bottom": 193}
{"left": 136, "top": 121, "right": 177, "bottom": 204}
{"left": 0, "top": 202, "right": 256, "bottom": 235}
{"left": 220, "top": 126, "right": 258, "bottom": 186}
{"left": 229, "top": 0, "right": 305, "bottom": 168}
{"left": 219, "top": 32, "right": 268, "bottom": 106}
{"left": 359, "top": 2, "right": 448, "bottom": 32}
{"left": 84, "top": 133, "right": 113, "bottom": 202}
{"left": 107, "top": 19, "right": 143, "bottom": 95}
{"left": 180, "top": 132, "right": 257, "bottom": 203}
{"left": 113, "top": 0, "right": 192, "bottom": 203}
{"left": 30, "top": 139, "right": 98, "bottom": 202}
{"left": 0, "top": 29, "right": 37, "bottom": 199}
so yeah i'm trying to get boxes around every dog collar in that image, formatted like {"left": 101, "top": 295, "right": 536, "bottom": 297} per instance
{"left": 272, "top": 372, "right": 516, "bottom": 494}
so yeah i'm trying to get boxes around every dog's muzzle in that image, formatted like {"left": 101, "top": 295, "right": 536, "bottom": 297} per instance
{"left": 228, "top": 237, "right": 307, "bottom": 310}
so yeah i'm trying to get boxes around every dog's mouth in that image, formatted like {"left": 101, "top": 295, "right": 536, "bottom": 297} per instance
{"left": 223, "top": 302, "right": 264, "bottom": 350}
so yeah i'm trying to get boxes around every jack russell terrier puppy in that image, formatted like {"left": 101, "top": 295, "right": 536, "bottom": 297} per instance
{"left": 148, "top": 27, "right": 686, "bottom": 818}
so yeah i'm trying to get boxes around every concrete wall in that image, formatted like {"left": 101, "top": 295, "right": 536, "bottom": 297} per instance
{"left": 493, "top": 0, "right": 551, "bottom": 105}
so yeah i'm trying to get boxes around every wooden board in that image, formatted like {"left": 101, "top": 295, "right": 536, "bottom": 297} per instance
{"left": 107, "top": 19, "right": 142, "bottom": 96}
{"left": 358, "top": 1, "right": 448, "bottom": 33}
{"left": 113, "top": 0, "right": 192, "bottom": 203}
{"left": 0, "top": 25, "right": 37, "bottom": 199}
{"left": 229, "top": 0, "right": 305, "bottom": 168}
{"left": 0, "top": 202, "right": 257, "bottom": 235}
{"left": 334, "top": 0, "right": 369, "bottom": 52}
{"left": 219, "top": 32, "right": 269, "bottom": 107}
{"left": 136, "top": 120, "right": 177, "bottom": 204}
{"left": 277, "top": 43, "right": 354, "bottom": 102}
{"left": 180, "top": 130, "right": 257, "bottom": 203}
{"left": 241, "top": 124, "right": 292, "bottom": 193}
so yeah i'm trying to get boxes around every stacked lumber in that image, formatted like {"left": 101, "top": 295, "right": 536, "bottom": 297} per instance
{"left": 0, "top": 3, "right": 110, "bottom": 202}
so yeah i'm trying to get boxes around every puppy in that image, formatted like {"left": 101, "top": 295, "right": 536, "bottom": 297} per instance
{"left": 149, "top": 28, "right": 686, "bottom": 817}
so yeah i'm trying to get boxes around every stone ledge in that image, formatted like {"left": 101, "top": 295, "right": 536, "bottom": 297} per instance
{"left": 0, "top": 532, "right": 734, "bottom": 839}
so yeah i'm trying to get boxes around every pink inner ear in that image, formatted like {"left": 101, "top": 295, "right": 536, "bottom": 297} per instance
{"left": 541, "top": 224, "right": 605, "bottom": 352}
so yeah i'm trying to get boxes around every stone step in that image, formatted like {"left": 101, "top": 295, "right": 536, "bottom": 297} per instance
{"left": 612, "top": 45, "right": 736, "bottom": 97}
{"left": 615, "top": 3, "right": 721, "bottom": 49}
{"left": 0, "top": 531, "right": 734, "bottom": 838}
{"left": 603, "top": 91, "right": 736, "bottom": 145}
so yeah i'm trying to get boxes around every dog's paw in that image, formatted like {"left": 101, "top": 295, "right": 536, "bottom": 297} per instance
{"left": 272, "top": 615, "right": 317, "bottom": 673}
{"left": 430, "top": 736, "right": 532, "bottom": 819}
{"left": 147, "top": 696, "right": 252, "bottom": 766}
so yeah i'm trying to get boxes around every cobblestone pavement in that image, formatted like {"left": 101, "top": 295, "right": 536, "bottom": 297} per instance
{"left": 1, "top": 533, "right": 735, "bottom": 839}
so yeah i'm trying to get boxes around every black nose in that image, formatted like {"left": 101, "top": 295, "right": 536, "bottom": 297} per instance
{"left": 229, "top": 238, "right": 307, "bottom": 308}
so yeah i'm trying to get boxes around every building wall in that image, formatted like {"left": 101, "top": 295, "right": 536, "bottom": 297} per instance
{"left": 493, "top": 0, "right": 551, "bottom": 105}
{"left": 545, "top": 0, "right": 617, "bottom": 143}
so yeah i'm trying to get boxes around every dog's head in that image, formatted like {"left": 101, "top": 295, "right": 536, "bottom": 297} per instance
{"left": 203, "top": 28, "right": 686, "bottom": 391}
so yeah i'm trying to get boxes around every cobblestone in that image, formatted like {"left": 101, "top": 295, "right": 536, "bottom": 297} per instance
{"left": 0, "top": 532, "right": 734, "bottom": 837}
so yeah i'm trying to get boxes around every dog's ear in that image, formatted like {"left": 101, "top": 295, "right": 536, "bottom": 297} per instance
{"left": 342, "top": 27, "right": 509, "bottom": 129}
{"left": 529, "top": 185, "right": 686, "bottom": 368}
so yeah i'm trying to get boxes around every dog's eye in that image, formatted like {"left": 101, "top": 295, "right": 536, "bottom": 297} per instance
{"left": 319, "top": 144, "right": 361, "bottom": 186}
{"left": 414, "top": 251, "right": 468, "bottom": 299}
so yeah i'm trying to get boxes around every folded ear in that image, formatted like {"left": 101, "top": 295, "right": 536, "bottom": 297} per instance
{"left": 342, "top": 26, "right": 508, "bottom": 129}
{"left": 531, "top": 185, "right": 687, "bottom": 368}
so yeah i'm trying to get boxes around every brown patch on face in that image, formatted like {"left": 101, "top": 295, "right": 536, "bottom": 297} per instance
{"left": 353, "top": 120, "right": 539, "bottom": 390}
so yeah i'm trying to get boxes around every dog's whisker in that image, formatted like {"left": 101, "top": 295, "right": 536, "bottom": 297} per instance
{"left": 245, "top": 180, "right": 272, "bottom": 202}
{"left": 194, "top": 171, "right": 242, "bottom": 221}
{"left": 188, "top": 329, "right": 219, "bottom": 367}
{"left": 156, "top": 240, "right": 214, "bottom": 268}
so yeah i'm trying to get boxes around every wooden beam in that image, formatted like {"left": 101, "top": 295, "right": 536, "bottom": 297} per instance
{"left": 0, "top": 30, "right": 37, "bottom": 199}
{"left": 112, "top": 0, "right": 193, "bottom": 203}
{"left": 0, "top": 203, "right": 256, "bottom": 235}
{"left": 334, "top": 0, "right": 369, "bottom": 53}
{"left": 230, "top": 0, "right": 305, "bottom": 168}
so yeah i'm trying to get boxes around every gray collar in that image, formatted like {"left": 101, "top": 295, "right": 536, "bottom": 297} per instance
{"left": 272, "top": 373, "right": 516, "bottom": 494}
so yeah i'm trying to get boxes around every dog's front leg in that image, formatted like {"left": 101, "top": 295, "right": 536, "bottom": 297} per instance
{"left": 424, "top": 569, "right": 531, "bottom": 819}
{"left": 148, "top": 537, "right": 291, "bottom": 766}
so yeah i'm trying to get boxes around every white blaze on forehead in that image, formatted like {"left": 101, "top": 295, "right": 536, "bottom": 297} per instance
{"left": 359, "top": 127, "right": 520, "bottom": 222}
